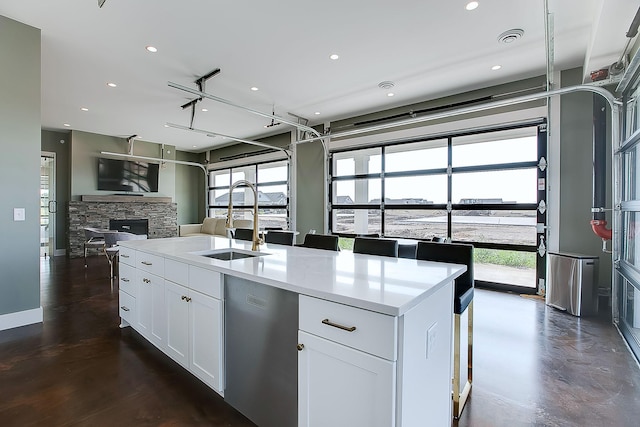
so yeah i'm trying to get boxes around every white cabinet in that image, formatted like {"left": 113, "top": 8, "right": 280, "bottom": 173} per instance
{"left": 135, "top": 268, "right": 166, "bottom": 350}
{"left": 298, "top": 331, "right": 395, "bottom": 427}
{"left": 165, "top": 280, "right": 190, "bottom": 368}
{"left": 165, "top": 279, "right": 224, "bottom": 394}
{"left": 298, "top": 296, "right": 396, "bottom": 427}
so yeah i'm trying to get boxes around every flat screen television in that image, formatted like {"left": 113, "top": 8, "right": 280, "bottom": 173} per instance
{"left": 97, "top": 158, "right": 160, "bottom": 192}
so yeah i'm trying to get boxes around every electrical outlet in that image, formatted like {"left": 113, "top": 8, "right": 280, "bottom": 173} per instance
{"left": 426, "top": 322, "right": 438, "bottom": 359}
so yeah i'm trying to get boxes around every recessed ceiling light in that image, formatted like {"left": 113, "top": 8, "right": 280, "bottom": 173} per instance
{"left": 192, "top": 145, "right": 197, "bottom": 148}
{"left": 63, "top": 123, "right": 71, "bottom": 127}
{"left": 201, "top": 108, "right": 208, "bottom": 112}
{"left": 145, "top": 46, "right": 158, "bottom": 53}
{"left": 491, "top": 65, "right": 502, "bottom": 70}
{"left": 107, "top": 82, "right": 117, "bottom": 87}
{"left": 81, "top": 107, "right": 89, "bottom": 111}
{"left": 465, "top": 1, "right": 479, "bottom": 11}
{"left": 387, "top": 92, "right": 395, "bottom": 97}
{"left": 164, "top": 124, "right": 169, "bottom": 128}
{"left": 330, "top": 54, "right": 339, "bottom": 60}
{"left": 314, "top": 112, "right": 321, "bottom": 115}
{"left": 250, "top": 87, "right": 259, "bottom": 91}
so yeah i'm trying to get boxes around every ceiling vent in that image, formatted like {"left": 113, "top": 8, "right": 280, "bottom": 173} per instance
{"left": 497, "top": 29, "right": 524, "bottom": 44}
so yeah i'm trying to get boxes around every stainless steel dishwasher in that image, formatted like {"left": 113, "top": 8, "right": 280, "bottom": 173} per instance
{"left": 224, "top": 275, "right": 298, "bottom": 427}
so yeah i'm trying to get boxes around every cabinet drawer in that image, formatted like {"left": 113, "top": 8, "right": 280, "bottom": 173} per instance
{"left": 189, "top": 265, "right": 222, "bottom": 299}
{"left": 165, "top": 258, "right": 189, "bottom": 286}
{"left": 299, "top": 296, "right": 397, "bottom": 361}
{"left": 119, "top": 263, "right": 137, "bottom": 296}
{"left": 136, "top": 251, "right": 164, "bottom": 277}
{"left": 119, "top": 290, "right": 136, "bottom": 324}
{"left": 119, "top": 246, "right": 136, "bottom": 266}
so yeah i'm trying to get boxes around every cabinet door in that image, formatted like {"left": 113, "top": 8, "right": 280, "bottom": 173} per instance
{"left": 298, "top": 331, "right": 396, "bottom": 427}
{"left": 136, "top": 269, "right": 152, "bottom": 338}
{"left": 165, "top": 281, "right": 190, "bottom": 368}
{"left": 189, "top": 290, "right": 223, "bottom": 394}
{"left": 135, "top": 270, "right": 165, "bottom": 348}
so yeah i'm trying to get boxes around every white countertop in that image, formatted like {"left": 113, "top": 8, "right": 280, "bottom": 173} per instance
{"left": 119, "top": 236, "right": 466, "bottom": 316}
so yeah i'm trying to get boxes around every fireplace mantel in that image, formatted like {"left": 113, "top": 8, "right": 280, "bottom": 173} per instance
{"left": 80, "top": 195, "right": 172, "bottom": 203}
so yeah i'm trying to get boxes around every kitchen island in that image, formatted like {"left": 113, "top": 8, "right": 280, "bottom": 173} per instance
{"left": 117, "top": 235, "right": 466, "bottom": 427}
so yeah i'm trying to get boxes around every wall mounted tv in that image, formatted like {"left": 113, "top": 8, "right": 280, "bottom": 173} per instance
{"left": 97, "top": 158, "right": 160, "bottom": 193}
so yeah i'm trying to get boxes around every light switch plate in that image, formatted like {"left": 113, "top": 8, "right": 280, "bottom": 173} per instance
{"left": 13, "top": 208, "right": 25, "bottom": 221}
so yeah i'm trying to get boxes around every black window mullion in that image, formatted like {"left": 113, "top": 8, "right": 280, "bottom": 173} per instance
{"left": 381, "top": 146, "right": 386, "bottom": 236}
{"left": 447, "top": 136, "right": 452, "bottom": 239}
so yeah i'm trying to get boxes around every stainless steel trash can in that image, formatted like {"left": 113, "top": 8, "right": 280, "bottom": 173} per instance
{"left": 546, "top": 252, "right": 599, "bottom": 316}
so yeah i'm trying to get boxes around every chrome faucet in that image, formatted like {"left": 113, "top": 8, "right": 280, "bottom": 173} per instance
{"left": 226, "top": 180, "right": 262, "bottom": 251}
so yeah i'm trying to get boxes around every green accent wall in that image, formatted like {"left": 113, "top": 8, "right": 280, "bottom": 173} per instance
{"left": 0, "top": 16, "right": 41, "bottom": 316}
{"left": 559, "top": 68, "right": 612, "bottom": 291}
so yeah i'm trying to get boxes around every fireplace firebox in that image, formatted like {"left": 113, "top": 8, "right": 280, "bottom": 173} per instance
{"left": 109, "top": 219, "right": 149, "bottom": 235}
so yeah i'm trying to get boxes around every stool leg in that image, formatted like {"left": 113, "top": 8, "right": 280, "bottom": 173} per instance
{"left": 453, "top": 312, "right": 461, "bottom": 419}
{"left": 467, "top": 300, "right": 473, "bottom": 385}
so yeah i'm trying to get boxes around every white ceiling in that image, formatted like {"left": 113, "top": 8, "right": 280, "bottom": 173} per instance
{"left": 0, "top": 0, "right": 637, "bottom": 152}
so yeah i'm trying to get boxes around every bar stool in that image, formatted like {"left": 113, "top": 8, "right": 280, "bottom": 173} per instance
{"left": 264, "top": 230, "right": 295, "bottom": 246}
{"left": 233, "top": 228, "right": 254, "bottom": 241}
{"left": 416, "top": 241, "right": 474, "bottom": 419}
{"left": 353, "top": 236, "right": 398, "bottom": 258}
{"left": 298, "top": 233, "right": 339, "bottom": 251}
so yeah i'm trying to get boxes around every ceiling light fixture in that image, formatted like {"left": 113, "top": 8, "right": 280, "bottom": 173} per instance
{"left": 387, "top": 93, "right": 395, "bottom": 97}
{"left": 202, "top": 108, "right": 208, "bottom": 112}
{"left": 251, "top": 87, "right": 259, "bottom": 91}
{"left": 145, "top": 46, "right": 158, "bottom": 53}
{"left": 491, "top": 65, "right": 502, "bottom": 70}
{"left": 465, "top": 1, "right": 479, "bottom": 11}
{"left": 314, "top": 112, "right": 321, "bottom": 115}
{"left": 81, "top": 107, "right": 89, "bottom": 111}
{"left": 330, "top": 54, "right": 339, "bottom": 60}
{"left": 497, "top": 29, "right": 524, "bottom": 44}
{"left": 107, "top": 82, "right": 117, "bottom": 87}
{"left": 63, "top": 123, "right": 71, "bottom": 127}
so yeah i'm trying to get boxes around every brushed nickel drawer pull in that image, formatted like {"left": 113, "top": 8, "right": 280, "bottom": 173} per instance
{"left": 141, "top": 261, "right": 153, "bottom": 266}
{"left": 121, "top": 278, "right": 130, "bottom": 282}
{"left": 297, "top": 343, "right": 304, "bottom": 351}
{"left": 121, "top": 306, "right": 130, "bottom": 312}
{"left": 322, "top": 318, "right": 356, "bottom": 332}
{"left": 121, "top": 254, "right": 130, "bottom": 258}
{"left": 185, "top": 297, "right": 192, "bottom": 302}
{"left": 181, "top": 295, "right": 186, "bottom": 300}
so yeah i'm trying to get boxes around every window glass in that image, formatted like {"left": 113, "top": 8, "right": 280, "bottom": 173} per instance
{"left": 209, "top": 189, "right": 233, "bottom": 206}
{"left": 332, "top": 179, "right": 381, "bottom": 204}
{"left": 210, "top": 169, "right": 230, "bottom": 187}
{"left": 452, "top": 169, "right": 537, "bottom": 204}
{"left": 385, "top": 139, "right": 447, "bottom": 172}
{"left": 452, "top": 128, "right": 537, "bottom": 167}
{"left": 258, "top": 208, "right": 288, "bottom": 230}
{"left": 451, "top": 209, "right": 537, "bottom": 245}
{"left": 333, "top": 148, "right": 381, "bottom": 176}
{"left": 231, "top": 165, "right": 256, "bottom": 184}
{"left": 258, "top": 161, "right": 287, "bottom": 183}
{"left": 384, "top": 209, "right": 448, "bottom": 239}
{"left": 331, "top": 209, "right": 381, "bottom": 235}
{"left": 385, "top": 175, "right": 448, "bottom": 204}
{"left": 474, "top": 248, "right": 536, "bottom": 287}
{"left": 257, "top": 184, "right": 287, "bottom": 206}
{"left": 623, "top": 211, "right": 640, "bottom": 266}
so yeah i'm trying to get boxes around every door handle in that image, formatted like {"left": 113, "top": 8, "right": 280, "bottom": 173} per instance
{"left": 48, "top": 200, "right": 57, "bottom": 213}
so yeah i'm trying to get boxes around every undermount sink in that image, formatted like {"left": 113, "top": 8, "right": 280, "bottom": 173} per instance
{"left": 192, "top": 249, "right": 269, "bottom": 261}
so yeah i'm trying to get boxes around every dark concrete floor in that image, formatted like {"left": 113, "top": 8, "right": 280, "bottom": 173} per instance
{"left": 0, "top": 256, "right": 639, "bottom": 426}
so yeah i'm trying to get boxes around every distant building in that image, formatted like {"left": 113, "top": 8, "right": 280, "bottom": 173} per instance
{"left": 336, "top": 195, "right": 354, "bottom": 204}
{"left": 459, "top": 198, "right": 516, "bottom": 204}
{"left": 369, "top": 197, "right": 433, "bottom": 204}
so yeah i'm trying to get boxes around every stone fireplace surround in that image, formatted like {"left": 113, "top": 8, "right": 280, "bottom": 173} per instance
{"left": 68, "top": 195, "right": 178, "bottom": 258}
